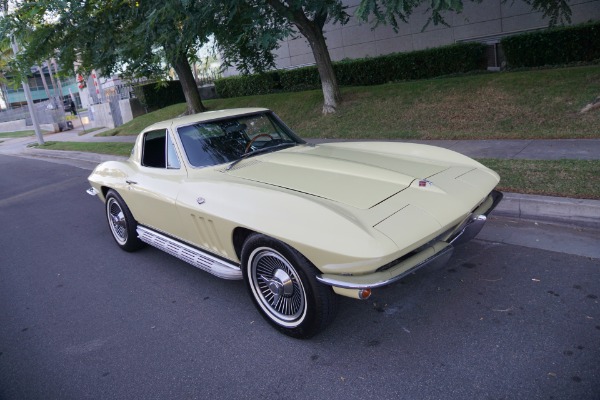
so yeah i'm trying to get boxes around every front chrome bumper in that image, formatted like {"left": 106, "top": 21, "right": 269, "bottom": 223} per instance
{"left": 448, "top": 189, "right": 503, "bottom": 246}
{"left": 317, "top": 190, "right": 503, "bottom": 293}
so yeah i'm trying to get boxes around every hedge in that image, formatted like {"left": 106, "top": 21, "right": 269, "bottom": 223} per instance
{"left": 501, "top": 21, "right": 600, "bottom": 68}
{"left": 214, "top": 42, "right": 487, "bottom": 98}
{"left": 213, "top": 72, "right": 281, "bottom": 98}
{"left": 335, "top": 42, "right": 486, "bottom": 85}
{"left": 133, "top": 80, "right": 186, "bottom": 111}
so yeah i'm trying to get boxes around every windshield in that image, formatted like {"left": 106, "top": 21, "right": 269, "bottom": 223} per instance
{"left": 176, "top": 111, "right": 303, "bottom": 168}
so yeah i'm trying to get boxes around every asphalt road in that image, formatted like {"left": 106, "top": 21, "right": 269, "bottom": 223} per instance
{"left": 1, "top": 155, "right": 599, "bottom": 400}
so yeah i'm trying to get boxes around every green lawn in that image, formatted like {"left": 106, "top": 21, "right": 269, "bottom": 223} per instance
{"left": 30, "top": 65, "right": 600, "bottom": 199}
{"left": 210, "top": 66, "right": 600, "bottom": 140}
{"left": 99, "top": 65, "right": 600, "bottom": 140}
{"left": 478, "top": 159, "right": 600, "bottom": 200}
{"left": 33, "top": 141, "right": 134, "bottom": 157}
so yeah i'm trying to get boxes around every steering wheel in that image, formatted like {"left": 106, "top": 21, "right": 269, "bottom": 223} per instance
{"left": 244, "top": 134, "right": 274, "bottom": 153}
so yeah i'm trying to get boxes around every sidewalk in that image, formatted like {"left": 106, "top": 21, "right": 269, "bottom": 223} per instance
{"left": 3, "top": 126, "right": 600, "bottom": 159}
{"left": 1, "top": 126, "right": 599, "bottom": 229}
{"left": 307, "top": 138, "right": 600, "bottom": 160}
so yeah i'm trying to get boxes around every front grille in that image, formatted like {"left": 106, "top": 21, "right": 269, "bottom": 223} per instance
{"left": 376, "top": 225, "right": 457, "bottom": 273}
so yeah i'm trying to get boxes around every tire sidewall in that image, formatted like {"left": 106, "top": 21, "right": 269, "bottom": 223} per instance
{"left": 246, "top": 245, "right": 310, "bottom": 329}
{"left": 241, "top": 234, "right": 334, "bottom": 338}
{"left": 105, "top": 189, "right": 143, "bottom": 252}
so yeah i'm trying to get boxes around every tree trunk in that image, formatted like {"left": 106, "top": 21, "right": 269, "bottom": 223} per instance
{"left": 296, "top": 22, "right": 342, "bottom": 114}
{"left": 264, "top": 0, "right": 342, "bottom": 114}
{"left": 171, "top": 53, "right": 206, "bottom": 114}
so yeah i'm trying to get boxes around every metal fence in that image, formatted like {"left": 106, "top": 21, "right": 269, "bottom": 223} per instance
{"left": 0, "top": 97, "right": 69, "bottom": 129}
{"left": 1, "top": 73, "right": 219, "bottom": 127}
{"left": 107, "top": 73, "right": 218, "bottom": 102}
{"left": 0, "top": 106, "right": 29, "bottom": 123}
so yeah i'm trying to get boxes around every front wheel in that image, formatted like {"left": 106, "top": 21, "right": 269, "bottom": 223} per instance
{"left": 105, "top": 190, "right": 144, "bottom": 252}
{"left": 241, "top": 234, "right": 338, "bottom": 338}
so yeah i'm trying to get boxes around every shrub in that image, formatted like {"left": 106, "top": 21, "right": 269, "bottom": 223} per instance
{"left": 279, "top": 66, "right": 321, "bottom": 92}
{"left": 502, "top": 22, "right": 600, "bottom": 68}
{"left": 335, "top": 42, "right": 486, "bottom": 85}
{"left": 133, "top": 81, "right": 186, "bottom": 111}
{"left": 215, "top": 71, "right": 282, "bottom": 98}
{"left": 214, "top": 42, "right": 486, "bottom": 98}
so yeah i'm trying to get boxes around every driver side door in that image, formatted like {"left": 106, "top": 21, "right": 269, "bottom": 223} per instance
{"left": 125, "top": 128, "right": 188, "bottom": 239}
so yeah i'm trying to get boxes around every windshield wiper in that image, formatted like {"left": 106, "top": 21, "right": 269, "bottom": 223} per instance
{"left": 226, "top": 143, "right": 296, "bottom": 171}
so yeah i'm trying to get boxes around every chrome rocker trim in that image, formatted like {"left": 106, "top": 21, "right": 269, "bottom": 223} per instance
{"left": 316, "top": 190, "right": 503, "bottom": 290}
{"left": 136, "top": 226, "right": 242, "bottom": 280}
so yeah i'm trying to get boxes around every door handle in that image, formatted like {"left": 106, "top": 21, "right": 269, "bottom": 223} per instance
{"left": 126, "top": 180, "right": 138, "bottom": 185}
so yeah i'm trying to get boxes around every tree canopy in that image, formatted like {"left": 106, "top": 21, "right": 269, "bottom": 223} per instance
{"left": 0, "top": 0, "right": 300, "bottom": 114}
{"left": 2, "top": 0, "right": 212, "bottom": 113}
{"left": 355, "top": 0, "right": 572, "bottom": 30}
{"left": 0, "top": 0, "right": 575, "bottom": 116}
{"left": 225, "top": 0, "right": 351, "bottom": 114}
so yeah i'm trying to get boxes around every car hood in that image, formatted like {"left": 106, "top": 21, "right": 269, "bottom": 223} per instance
{"left": 225, "top": 142, "right": 482, "bottom": 209}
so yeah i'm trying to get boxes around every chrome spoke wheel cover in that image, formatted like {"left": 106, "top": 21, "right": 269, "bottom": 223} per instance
{"left": 107, "top": 198, "right": 128, "bottom": 245}
{"left": 249, "top": 247, "right": 307, "bottom": 327}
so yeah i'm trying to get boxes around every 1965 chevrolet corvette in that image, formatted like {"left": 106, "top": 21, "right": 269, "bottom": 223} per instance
{"left": 87, "top": 108, "right": 502, "bottom": 338}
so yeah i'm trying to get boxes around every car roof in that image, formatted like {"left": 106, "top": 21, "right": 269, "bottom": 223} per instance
{"left": 142, "top": 107, "right": 270, "bottom": 132}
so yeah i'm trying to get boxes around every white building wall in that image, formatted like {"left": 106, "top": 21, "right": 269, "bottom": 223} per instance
{"left": 225, "top": 0, "right": 599, "bottom": 75}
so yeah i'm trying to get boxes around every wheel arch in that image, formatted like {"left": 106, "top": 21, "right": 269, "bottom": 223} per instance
{"left": 100, "top": 186, "right": 111, "bottom": 201}
{"left": 232, "top": 227, "right": 256, "bottom": 261}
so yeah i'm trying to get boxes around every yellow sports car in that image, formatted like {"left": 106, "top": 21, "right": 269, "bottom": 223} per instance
{"left": 87, "top": 108, "right": 502, "bottom": 338}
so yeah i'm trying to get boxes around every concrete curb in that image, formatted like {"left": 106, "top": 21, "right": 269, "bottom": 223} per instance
{"left": 492, "top": 192, "right": 600, "bottom": 230}
{"left": 23, "top": 147, "right": 128, "bottom": 164}
{"left": 10, "top": 147, "right": 600, "bottom": 231}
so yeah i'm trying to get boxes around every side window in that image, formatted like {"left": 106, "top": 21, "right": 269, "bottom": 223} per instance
{"left": 141, "top": 129, "right": 180, "bottom": 169}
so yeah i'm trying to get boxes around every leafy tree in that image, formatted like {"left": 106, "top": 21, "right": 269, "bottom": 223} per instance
{"left": 260, "top": 1, "right": 348, "bottom": 114}
{"left": 0, "top": 0, "right": 295, "bottom": 114}
{"left": 222, "top": 0, "right": 349, "bottom": 114}
{"left": 355, "top": 0, "right": 572, "bottom": 31}
{"left": 227, "top": 0, "right": 572, "bottom": 115}
{"left": 0, "top": 38, "right": 13, "bottom": 108}
{"left": 209, "top": 0, "right": 290, "bottom": 75}
{"left": 0, "top": 0, "right": 575, "bottom": 117}
{"left": 0, "top": 49, "right": 12, "bottom": 109}
{"left": 134, "top": 0, "right": 210, "bottom": 113}
{"left": 0, "top": 0, "right": 211, "bottom": 114}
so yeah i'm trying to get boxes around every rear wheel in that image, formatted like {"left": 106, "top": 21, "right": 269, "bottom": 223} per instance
{"left": 105, "top": 190, "right": 144, "bottom": 252}
{"left": 241, "top": 234, "right": 338, "bottom": 338}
